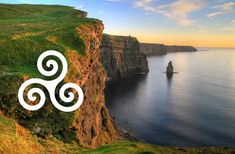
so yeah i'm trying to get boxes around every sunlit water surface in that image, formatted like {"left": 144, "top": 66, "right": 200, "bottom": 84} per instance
{"left": 105, "top": 48, "right": 235, "bottom": 147}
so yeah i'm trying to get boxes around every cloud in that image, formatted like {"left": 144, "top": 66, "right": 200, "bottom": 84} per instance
{"left": 221, "top": 19, "right": 235, "bottom": 31}
{"left": 207, "top": 2, "right": 235, "bottom": 18}
{"left": 207, "top": 11, "right": 223, "bottom": 17}
{"left": 213, "top": 2, "right": 235, "bottom": 11}
{"left": 232, "top": 19, "right": 235, "bottom": 25}
{"left": 133, "top": 0, "right": 206, "bottom": 26}
{"left": 134, "top": 0, "right": 152, "bottom": 7}
{"left": 76, "top": 4, "right": 84, "bottom": 10}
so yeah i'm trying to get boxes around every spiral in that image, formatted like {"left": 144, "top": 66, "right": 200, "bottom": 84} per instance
{"left": 18, "top": 79, "right": 46, "bottom": 111}
{"left": 18, "top": 50, "right": 84, "bottom": 112}
{"left": 50, "top": 83, "right": 84, "bottom": 112}
{"left": 37, "top": 50, "right": 67, "bottom": 82}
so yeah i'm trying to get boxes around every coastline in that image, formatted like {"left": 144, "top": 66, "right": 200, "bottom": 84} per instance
{"left": 111, "top": 115, "right": 139, "bottom": 141}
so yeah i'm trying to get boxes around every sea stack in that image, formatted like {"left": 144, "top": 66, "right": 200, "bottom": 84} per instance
{"left": 166, "top": 61, "right": 174, "bottom": 78}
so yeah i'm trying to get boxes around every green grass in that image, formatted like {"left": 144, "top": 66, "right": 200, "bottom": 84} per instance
{"left": 0, "top": 3, "right": 98, "bottom": 76}
{"left": 84, "top": 141, "right": 235, "bottom": 154}
{"left": 0, "top": 2, "right": 102, "bottom": 91}
{"left": 0, "top": 113, "right": 87, "bottom": 154}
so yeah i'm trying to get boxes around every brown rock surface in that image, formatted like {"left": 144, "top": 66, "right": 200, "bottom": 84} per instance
{"left": 65, "top": 23, "right": 117, "bottom": 147}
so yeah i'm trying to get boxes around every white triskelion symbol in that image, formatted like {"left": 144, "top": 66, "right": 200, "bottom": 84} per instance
{"left": 18, "top": 50, "right": 84, "bottom": 112}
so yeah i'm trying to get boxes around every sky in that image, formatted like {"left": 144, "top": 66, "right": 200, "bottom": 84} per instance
{"left": 1, "top": 0, "right": 235, "bottom": 48}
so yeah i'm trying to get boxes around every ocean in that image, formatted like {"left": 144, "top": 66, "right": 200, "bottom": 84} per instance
{"left": 105, "top": 48, "right": 235, "bottom": 147}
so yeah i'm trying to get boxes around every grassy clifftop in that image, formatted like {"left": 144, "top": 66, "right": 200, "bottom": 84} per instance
{"left": 0, "top": 4, "right": 86, "bottom": 19}
{"left": 0, "top": 3, "right": 98, "bottom": 75}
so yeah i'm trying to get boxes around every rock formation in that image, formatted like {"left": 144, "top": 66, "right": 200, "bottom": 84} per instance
{"left": 140, "top": 43, "right": 197, "bottom": 56}
{"left": 64, "top": 23, "right": 117, "bottom": 147}
{"left": 166, "top": 61, "right": 174, "bottom": 78}
{"left": 100, "top": 34, "right": 149, "bottom": 79}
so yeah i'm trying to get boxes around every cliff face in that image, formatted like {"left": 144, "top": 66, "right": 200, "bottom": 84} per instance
{"left": 165, "top": 45, "right": 197, "bottom": 52}
{"left": 140, "top": 43, "right": 167, "bottom": 56}
{"left": 100, "top": 34, "right": 149, "bottom": 79}
{"left": 140, "top": 43, "right": 197, "bottom": 56}
{"left": 64, "top": 23, "right": 117, "bottom": 148}
{"left": 0, "top": 4, "right": 116, "bottom": 148}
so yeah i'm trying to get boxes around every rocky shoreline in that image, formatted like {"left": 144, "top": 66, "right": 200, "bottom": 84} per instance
{"left": 111, "top": 115, "right": 139, "bottom": 141}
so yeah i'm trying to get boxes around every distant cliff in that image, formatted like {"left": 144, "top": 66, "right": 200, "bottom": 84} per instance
{"left": 140, "top": 43, "right": 197, "bottom": 56}
{"left": 100, "top": 34, "right": 149, "bottom": 79}
{"left": 165, "top": 45, "right": 197, "bottom": 52}
{"left": 140, "top": 43, "right": 167, "bottom": 56}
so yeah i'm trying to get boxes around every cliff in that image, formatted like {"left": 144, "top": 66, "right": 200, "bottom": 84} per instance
{"left": 165, "top": 45, "right": 197, "bottom": 52}
{"left": 0, "top": 4, "right": 116, "bottom": 148}
{"left": 100, "top": 34, "right": 149, "bottom": 79}
{"left": 140, "top": 43, "right": 197, "bottom": 56}
{"left": 140, "top": 43, "right": 167, "bottom": 56}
